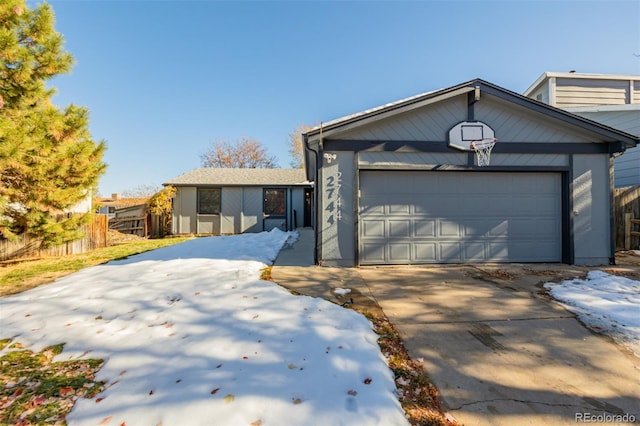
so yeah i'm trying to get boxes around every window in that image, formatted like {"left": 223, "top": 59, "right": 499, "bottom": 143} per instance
{"left": 264, "top": 188, "right": 285, "bottom": 216}
{"left": 198, "top": 188, "right": 221, "bottom": 214}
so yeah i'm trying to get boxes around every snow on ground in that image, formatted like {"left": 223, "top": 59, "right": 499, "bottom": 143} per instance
{"left": 544, "top": 271, "right": 640, "bottom": 357}
{"left": 0, "top": 230, "right": 408, "bottom": 426}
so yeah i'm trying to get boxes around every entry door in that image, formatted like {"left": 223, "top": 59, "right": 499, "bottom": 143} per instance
{"left": 359, "top": 171, "right": 562, "bottom": 264}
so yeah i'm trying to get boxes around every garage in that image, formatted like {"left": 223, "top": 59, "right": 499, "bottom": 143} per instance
{"left": 302, "top": 79, "right": 639, "bottom": 266}
{"left": 359, "top": 171, "right": 562, "bottom": 264}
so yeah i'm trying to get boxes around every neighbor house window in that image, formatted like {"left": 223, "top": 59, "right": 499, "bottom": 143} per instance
{"left": 264, "top": 188, "right": 285, "bottom": 216}
{"left": 198, "top": 188, "right": 221, "bottom": 214}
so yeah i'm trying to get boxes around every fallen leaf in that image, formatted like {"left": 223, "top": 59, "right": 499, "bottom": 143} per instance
{"left": 292, "top": 398, "right": 302, "bottom": 404}
{"left": 98, "top": 416, "right": 112, "bottom": 425}
{"left": 211, "top": 388, "right": 220, "bottom": 395}
{"left": 287, "top": 363, "right": 297, "bottom": 369}
{"left": 96, "top": 397, "right": 104, "bottom": 403}
{"left": 243, "top": 356, "right": 249, "bottom": 360}
{"left": 59, "top": 387, "right": 75, "bottom": 396}
{"left": 120, "top": 423, "right": 126, "bottom": 426}
{"left": 364, "top": 378, "right": 372, "bottom": 384}
{"left": 347, "top": 390, "right": 357, "bottom": 396}
{"left": 250, "top": 420, "right": 262, "bottom": 426}
{"left": 224, "top": 394, "right": 235, "bottom": 403}
{"left": 252, "top": 314, "right": 259, "bottom": 319}
{"left": 149, "top": 390, "right": 154, "bottom": 395}
{"left": 216, "top": 364, "right": 222, "bottom": 369}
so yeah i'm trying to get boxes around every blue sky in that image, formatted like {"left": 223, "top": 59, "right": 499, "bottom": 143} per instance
{"left": 39, "top": 0, "right": 640, "bottom": 196}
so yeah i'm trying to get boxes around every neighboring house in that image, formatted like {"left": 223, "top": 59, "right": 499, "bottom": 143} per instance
{"left": 524, "top": 72, "right": 640, "bottom": 187}
{"left": 95, "top": 194, "right": 150, "bottom": 218}
{"left": 303, "top": 78, "right": 639, "bottom": 267}
{"left": 164, "top": 168, "right": 313, "bottom": 235}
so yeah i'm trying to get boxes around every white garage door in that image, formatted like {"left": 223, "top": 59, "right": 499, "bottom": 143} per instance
{"left": 359, "top": 171, "right": 562, "bottom": 264}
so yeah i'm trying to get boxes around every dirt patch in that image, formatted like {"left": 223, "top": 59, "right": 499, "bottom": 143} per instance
{"left": 107, "top": 230, "right": 146, "bottom": 246}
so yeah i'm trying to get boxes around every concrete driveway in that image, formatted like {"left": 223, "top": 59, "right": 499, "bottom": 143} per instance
{"left": 357, "top": 264, "right": 640, "bottom": 425}
{"left": 272, "top": 231, "right": 640, "bottom": 425}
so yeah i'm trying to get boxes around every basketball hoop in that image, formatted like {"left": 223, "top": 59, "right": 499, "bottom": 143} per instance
{"left": 471, "top": 138, "right": 497, "bottom": 166}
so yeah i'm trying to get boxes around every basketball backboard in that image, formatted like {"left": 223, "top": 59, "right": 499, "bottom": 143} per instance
{"left": 448, "top": 121, "right": 495, "bottom": 151}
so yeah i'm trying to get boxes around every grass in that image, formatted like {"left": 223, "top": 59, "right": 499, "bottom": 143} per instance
{"left": 0, "top": 339, "right": 105, "bottom": 425}
{"left": 0, "top": 237, "right": 192, "bottom": 297}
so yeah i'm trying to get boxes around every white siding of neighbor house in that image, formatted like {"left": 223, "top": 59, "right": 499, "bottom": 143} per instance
{"left": 555, "top": 78, "right": 632, "bottom": 107}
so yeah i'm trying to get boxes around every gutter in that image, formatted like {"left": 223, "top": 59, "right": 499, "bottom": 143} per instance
{"left": 303, "top": 125, "right": 322, "bottom": 265}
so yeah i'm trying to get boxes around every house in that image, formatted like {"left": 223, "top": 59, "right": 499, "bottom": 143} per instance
{"left": 164, "top": 168, "right": 313, "bottom": 235}
{"left": 524, "top": 72, "right": 640, "bottom": 187}
{"left": 95, "top": 194, "right": 150, "bottom": 218}
{"left": 303, "top": 78, "right": 639, "bottom": 266}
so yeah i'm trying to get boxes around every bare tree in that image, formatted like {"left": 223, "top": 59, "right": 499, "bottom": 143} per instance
{"left": 288, "top": 124, "right": 314, "bottom": 169}
{"left": 201, "top": 137, "right": 277, "bottom": 168}
{"left": 121, "top": 184, "right": 161, "bottom": 198}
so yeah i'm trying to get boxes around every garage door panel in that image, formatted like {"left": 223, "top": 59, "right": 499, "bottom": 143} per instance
{"left": 439, "top": 220, "right": 461, "bottom": 237}
{"left": 415, "top": 243, "right": 437, "bottom": 261}
{"left": 362, "top": 220, "right": 385, "bottom": 237}
{"left": 415, "top": 220, "right": 436, "bottom": 237}
{"left": 389, "top": 244, "right": 411, "bottom": 261}
{"left": 359, "top": 171, "right": 562, "bottom": 264}
{"left": 464, "top": 243, "right": 487, "bottom": 261}
{"left": 361, "top": 244, "right": 385, "bottom": 263}
{"left": 388, "top": 203, "right": 411, "bottom": 214}
{"left": 389, "top": 220, "right": 411, "bottom": 237}
{"left": 440, "top": 243, "right": 463, "bottom": 261}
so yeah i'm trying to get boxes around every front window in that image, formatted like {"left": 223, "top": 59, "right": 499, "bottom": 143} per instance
{"left": 198, "top": 188, "right": 221, "bottom": 214}
{"left": 264, "top": 189, "right": 285, "bottom": 216}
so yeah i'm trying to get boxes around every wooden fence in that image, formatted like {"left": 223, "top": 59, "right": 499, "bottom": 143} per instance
{"left": 614, "top": 185, "right": 640, "bottom": 250}
{"left": 108, "top": 213, "right": 168, "bottom": 239}
{"left": 0, "top": 214, "right": 109, "bottom": 261}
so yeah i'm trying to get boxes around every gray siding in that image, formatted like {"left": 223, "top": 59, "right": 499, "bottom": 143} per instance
{"left": 173, "top": 187, "right": 197, "bottom": 234}
{"left": 476, "top": 97, "right": 595, "bottom": 143}
{"left": 221, "top": 187, "right": 242, "bottom": 234}
{"left": 242, "top": 187, "right": 263, "bottom": 233}
{"left": 197, "top": 215, "right": 220, "bottom": 234}
{"left": 291, "top": 187, "right": 306, "bottom": 228}
{"left": 320, "top": 151, "right": 355, "bottom": 266}
{"left": 359, "top": 152, "right": 467, "bottom": 168}
{"left": 614, "top": 146, "right": 640, "bottom": 187}
{"left": 572, "top": 154, "right": 611, "bottom": 264}
{"left": 334, "top": 96, "right": 467, "bottom": 141}
{"left": 569, "top": 108, "right": 640, "bottom": 187}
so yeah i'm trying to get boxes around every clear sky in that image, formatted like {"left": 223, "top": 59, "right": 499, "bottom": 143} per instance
{"left": 37, "top": 0, "right": 640, "bottom": 197}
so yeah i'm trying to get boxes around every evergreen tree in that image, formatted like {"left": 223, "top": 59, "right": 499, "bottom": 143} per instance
{"left": 0, "top": 0, "right": 106, "bottom": 246}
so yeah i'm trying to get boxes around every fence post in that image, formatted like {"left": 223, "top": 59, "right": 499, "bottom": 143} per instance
{"left": 625, "top": 213, "right": 631, "bottom": 250}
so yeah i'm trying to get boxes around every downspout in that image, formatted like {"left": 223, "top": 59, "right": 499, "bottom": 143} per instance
{"left": 304, "top": 123, "right": 323, "bottom": 265}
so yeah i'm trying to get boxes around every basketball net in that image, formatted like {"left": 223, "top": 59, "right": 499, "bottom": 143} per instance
{"left": 471, "top": 138, "right": 497, "bottom": 166}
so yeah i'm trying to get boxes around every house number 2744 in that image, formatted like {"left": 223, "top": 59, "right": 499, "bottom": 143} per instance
{"left": 325, "top": 172, "right": 342, "bottom": 225}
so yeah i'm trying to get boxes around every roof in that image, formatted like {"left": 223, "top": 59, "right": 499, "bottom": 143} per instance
{"left": 303, "top": 78, "right": 640, "bottom": 144}
{"left": 164, "top": 168, "right": 311, "bottom": 186}
{"left": 94, "top": 197, "right": 149, "bottom": 209}
{"left": 524, "top": 71, "right": 640, "bottom": 98}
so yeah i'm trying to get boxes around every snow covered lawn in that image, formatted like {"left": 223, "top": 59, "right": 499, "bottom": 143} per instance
{"left": 544, "top": 271, "right": 640, "bottom": 357}
{"left": 0, "top": 230, "right": 408, "bottom": 426}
